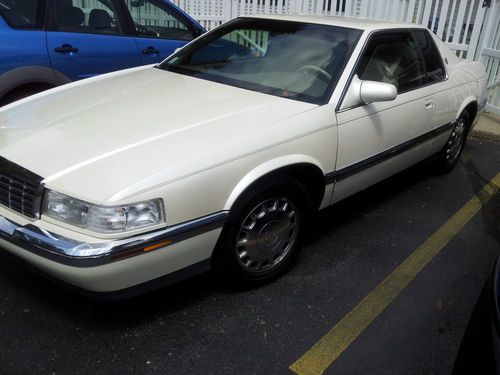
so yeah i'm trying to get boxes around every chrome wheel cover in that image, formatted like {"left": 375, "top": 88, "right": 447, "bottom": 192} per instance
{"left": 446, "top": 118, "right": 466, "bottom": 162}
{"left": 235, "top": 197, "right": 299, "bottom": 272}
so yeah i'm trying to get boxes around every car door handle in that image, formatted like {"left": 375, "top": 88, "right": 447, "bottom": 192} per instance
{"left": 54, "top": 44, "right": 79, "bottom": 53}
{"left": 142, "top": 47, "right": 160, "bottom": 55}
{"left": 425, "top": 101, "right": 434, "bottom": 110}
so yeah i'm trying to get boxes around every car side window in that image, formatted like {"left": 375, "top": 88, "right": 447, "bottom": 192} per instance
{"left": 356, "top": 31, "right": 427, "bottom": 93}
{"left": 52, "top": 0, "right": 124, "bottom": 35}
{"left": 125, "top": 0, "right": 194, "bottom": 41}
{"left": 410, "top": 30, "right": 446, "bottom": 83}
{"left": 0, "top": 0, "right": 45, "bottom": 28}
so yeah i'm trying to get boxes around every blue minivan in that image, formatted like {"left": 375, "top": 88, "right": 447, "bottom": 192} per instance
{"left": 0, "top": 0, "right": 205, "bottom": 105}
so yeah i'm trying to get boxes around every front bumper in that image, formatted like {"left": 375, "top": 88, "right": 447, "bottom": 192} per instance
{"left": 0, "top": 211, "right": 226, "bottom": 294}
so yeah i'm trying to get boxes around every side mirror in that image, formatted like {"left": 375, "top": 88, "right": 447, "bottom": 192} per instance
{"left": 360, "top": 80, "right": 397, "bottom": 103}
{"left": 341, "top": 75, "right": 397, "bottom": 109}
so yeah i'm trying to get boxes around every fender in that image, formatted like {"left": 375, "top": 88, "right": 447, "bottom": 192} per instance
{"left": 455, "top": 95, "right": 478, "bottom": 121}
{"left": 223, "top": 155, "right": 326, "bottom": 211}
{"left": 0, "top": 65, "right": 72, "bottom": 99}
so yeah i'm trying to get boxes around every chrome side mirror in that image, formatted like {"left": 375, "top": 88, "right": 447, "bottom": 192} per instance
{"left": 341, "top": 75, "right": 397, "bottom": 109}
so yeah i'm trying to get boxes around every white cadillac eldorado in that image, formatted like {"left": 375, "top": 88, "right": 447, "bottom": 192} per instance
{"left": 0, "top": 15, "right": 487, "bottom": 298}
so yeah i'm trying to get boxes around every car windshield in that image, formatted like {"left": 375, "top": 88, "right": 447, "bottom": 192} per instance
{"left": 158, "top": 18, "right": 361, "bottom": 104}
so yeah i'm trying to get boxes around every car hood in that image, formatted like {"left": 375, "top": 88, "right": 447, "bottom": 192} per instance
{"left": 0, "top": 66, "right": 315, "bottom": 203}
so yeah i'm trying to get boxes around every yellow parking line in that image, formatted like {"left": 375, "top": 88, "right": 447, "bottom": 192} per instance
{"left": 290, "top": 173, "right": 500, "bottom": 375}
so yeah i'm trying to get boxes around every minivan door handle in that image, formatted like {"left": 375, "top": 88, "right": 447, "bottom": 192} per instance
{"left": 54, "top": 44, "right": 79, "bottom": 53}
{"left": 142, "top": 46, "right": 160, "bottom": 55}
{"left": 425, "top": 100, "right": 434, "bottom": 110}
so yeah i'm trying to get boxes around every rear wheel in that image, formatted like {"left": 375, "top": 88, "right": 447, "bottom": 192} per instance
{"left": 437, "top": 112, "right": 469, "bottom": 172}
{"left": 213, "top": 176, "right": 311, "bottom": 286}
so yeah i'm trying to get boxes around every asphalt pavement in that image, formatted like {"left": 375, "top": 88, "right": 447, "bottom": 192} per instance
{"left": 0, "top": 135, "right": 499, "bottom": 375}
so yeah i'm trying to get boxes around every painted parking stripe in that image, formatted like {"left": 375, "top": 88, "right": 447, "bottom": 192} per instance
{"left": 290, "top": 173, "right": 500, "bottom": 375}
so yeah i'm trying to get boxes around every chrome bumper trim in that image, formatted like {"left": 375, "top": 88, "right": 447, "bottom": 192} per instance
{"left": 0, "top": 212, "right": 228, "bottom": 267}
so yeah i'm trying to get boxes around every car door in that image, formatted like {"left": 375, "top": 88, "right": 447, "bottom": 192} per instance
{"left": 409, "top": 29, "right": 451, "bottom": 154}
{"left": 332, "top": 30, "right": 438, "bottom": 203}
{"left": 123, "top": 0, "right": 201, "bottom": 64}
{"left": 46, "top": 0, "right": 141, "bottom": 81}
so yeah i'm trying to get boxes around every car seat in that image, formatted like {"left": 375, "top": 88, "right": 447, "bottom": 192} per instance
{"left": 88, "top": 9, "right": 113, "bottom": 31}
{"left": 54, "top": 0, "right": 84, "bottom": 29}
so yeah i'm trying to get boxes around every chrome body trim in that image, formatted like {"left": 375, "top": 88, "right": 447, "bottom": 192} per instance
{"left": 0, "top": 211, "right": 228, "bottom": 267}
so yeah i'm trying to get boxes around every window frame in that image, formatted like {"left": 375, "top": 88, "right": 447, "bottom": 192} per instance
{"left": 45, "top": 0, "right": 135, "bottom": 37}
{"left": 120, "top": 0, "right": 202, "bottom": 41}
{"left": 337, "top": 28, "right": 449, "bottom": 113}
{"left": 0, "top": 0, "right": 47, "bottom": 30}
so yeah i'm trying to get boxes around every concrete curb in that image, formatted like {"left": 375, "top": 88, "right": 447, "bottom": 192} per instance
{"left": 470, "top": 130, "right": 500, "bottom": 142}
{"left": 470, "top": 113, "right": 500, "bottom": 142}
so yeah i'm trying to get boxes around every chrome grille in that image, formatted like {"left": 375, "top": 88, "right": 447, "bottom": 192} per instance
{"left": 0, "top": 157, "right": 43, "bottom": 218}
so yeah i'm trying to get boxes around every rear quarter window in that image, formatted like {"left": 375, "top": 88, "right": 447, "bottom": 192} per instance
{"left": 411, "top": 29, "right": 446, "bottom": 83}
{"left": 0, "top": 0, "right": 45, "bottom": 29}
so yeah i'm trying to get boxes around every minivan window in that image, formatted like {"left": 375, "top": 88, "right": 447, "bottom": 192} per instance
{"left": 0, "top": 0, "right": 45, "bottom": 28}
{"left": 52, "top": 0, "right": 124, "bottom": 35}
{"left": 125, "top": 0, "right": 194, "bottom": 41}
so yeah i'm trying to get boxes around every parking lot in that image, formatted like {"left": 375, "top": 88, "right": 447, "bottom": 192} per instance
{"left": 0, "top": 135, "right": 499, "bottom": 375}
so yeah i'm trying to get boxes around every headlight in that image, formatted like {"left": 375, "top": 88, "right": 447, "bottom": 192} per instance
{"left": 43, "top": 190, "right": 165, "bottom": 234}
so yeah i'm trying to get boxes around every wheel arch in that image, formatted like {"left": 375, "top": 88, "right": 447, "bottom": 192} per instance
{"left": 224, "top": 155, "right": 327, "bottom": 212}
{"left": 455, "top": 96, "right": 478, "bottom": 126}
{"left": 0, "top": 66, "right": 71, "bottom": 101}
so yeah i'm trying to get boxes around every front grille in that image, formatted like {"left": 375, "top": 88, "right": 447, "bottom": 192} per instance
{"left": 0, "top": 157, "right": 43, "bottom": 218}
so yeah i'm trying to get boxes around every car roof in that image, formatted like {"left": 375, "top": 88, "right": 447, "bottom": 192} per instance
{"left": 241, "top": 14, "right": 428, "bottom": 32}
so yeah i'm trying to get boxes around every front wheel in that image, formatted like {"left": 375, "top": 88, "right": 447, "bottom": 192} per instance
{"left": 213, "top": 176, "right": 311, "bottom": 286}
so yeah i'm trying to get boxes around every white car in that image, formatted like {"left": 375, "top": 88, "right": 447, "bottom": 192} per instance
{"left": 0, "top": 15, "right": 487, "bottom": 298}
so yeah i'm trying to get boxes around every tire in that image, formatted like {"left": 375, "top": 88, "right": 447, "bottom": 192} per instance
{"left": 436, "top": 111, "right": 470, "bottom": 173}
{"left": 213, "top": 175, "right": 312, "bottom": 286}
{"left": 0, "top": 84, "right": 53, "bottom": 107}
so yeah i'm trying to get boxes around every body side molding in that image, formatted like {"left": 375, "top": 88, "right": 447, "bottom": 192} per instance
{"left": 325, "top": 121, "right": 455, "bottom": 185}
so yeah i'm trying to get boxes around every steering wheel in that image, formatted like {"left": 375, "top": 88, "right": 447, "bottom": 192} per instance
{"left": 135, "top": 23, "right": 160, "bottom": 38}
{"left": 297, "top": 65, "right": 332, "bottom": 81}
